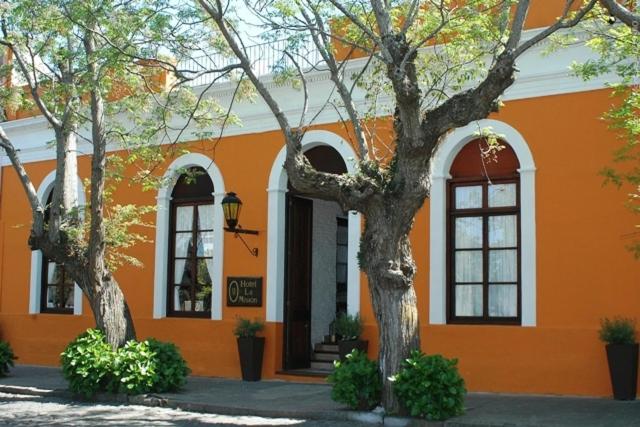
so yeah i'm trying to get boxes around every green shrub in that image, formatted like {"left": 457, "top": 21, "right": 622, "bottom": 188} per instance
{"left": 147, "top": 338, "right": 190, "bottom": 392}
{"left": 61, "top": 329, "right": 190, "bottom": 396}
{"left": 0, "top": 341, "right": 16, "bottom": 377}
{"left": 391, "top": 351, "right": 466, "bottom": 421}
{"left": 327, "top": 350, "right": 381, "bottom": 410}
{"left": 599, "top": 317, "right": 637, "bottom": 345}
{"left": 334, "top": 313, "right": 363, "bottom": 340}
{"left": 110, "top": 340, "right": 156, "bottom": 394}
{"left": 233, "top": 318, "right": 264, "bottom": 337}
{"left": 61, "top": 329, "right": 114, "bottom": 397}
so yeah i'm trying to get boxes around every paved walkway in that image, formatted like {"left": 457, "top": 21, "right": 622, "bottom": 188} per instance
{"left": 0, "top": 365, "right": 639, "bottom": 426}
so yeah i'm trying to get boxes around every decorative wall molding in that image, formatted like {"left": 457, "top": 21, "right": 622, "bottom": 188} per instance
{"left": 0, "top": 28, "right": 618, "bottom": 166}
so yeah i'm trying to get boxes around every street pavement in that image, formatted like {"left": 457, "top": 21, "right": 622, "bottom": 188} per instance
{"left": 0, "top": 392, "right": 371, "bottom": 426}
{"left": 0, "top": 365, "right": 639, "bottom": 426}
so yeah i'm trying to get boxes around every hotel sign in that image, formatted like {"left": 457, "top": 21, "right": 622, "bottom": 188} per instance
{"left": 227, "top": 277, "right": 262, "bottom": 307}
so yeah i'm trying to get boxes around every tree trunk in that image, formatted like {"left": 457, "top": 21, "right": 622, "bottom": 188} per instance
{"left": 361, "top": 213, "right": 421, "bottom": 413}
{"left": 370, "top": 277, "right": 420, "bottom": 412}
{"left": 87, "top": 274, "right": 136, "bottom": 349}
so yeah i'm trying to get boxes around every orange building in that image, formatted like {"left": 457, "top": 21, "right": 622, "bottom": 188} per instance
{"left": 0, "top": 17, "right": 638, "bottom": 397}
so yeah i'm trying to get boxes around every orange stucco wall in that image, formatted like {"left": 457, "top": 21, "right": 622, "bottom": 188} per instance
{"left": 0, "top": 88, "right": 638, "bottom": 396}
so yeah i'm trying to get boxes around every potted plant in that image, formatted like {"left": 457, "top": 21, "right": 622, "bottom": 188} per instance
{"left": 234, "top": 317, "right": 265, "bottom": 381}
{"left": 599, "top": 317, "right": 638, "bottom": 400}
{"left": 334, "top": 313, "right": 368, "bottom": 361}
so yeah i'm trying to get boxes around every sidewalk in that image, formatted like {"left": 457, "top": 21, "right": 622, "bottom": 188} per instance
{"left": 0, "top": 365, "right": 639, "bottom": 426}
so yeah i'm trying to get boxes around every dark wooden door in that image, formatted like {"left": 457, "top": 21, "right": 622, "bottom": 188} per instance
{"left": 284, "top": 195, "right": 313, "bottom": 369}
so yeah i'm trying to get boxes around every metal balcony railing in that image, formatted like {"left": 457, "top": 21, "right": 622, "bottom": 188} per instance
{"left": 177, "top": 38, "right": 324, "bottom": 87}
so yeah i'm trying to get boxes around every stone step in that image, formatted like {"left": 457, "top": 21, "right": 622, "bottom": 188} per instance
{"left": 314, "top": 343, "right": 339, "bottom": 353}
{"left": 313, "top": 352, "right": 340, "bottom": 362}
{"left": 310, "top": 361, "right": 335, "bottom": 371}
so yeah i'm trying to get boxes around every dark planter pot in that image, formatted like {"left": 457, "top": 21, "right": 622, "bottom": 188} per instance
{"left": 237, "top": 336, "right": 265, "bottom": 381}
{"left": 338, "top": 339, "right": 368, "bottom": 361}
{"left": 605, "top": 343, "right": 639, "bottom": 400}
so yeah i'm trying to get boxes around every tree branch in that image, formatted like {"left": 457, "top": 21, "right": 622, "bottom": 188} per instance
{"left": 600, "top": 0, "right": 640, "bottom": 31}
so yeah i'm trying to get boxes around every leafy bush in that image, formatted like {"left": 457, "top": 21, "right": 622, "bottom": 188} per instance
{"left": 61, "top": 329, "right": 190, "bottom": 396}
{"left": 0, "top": 341, "right": 16, "bottom": 377}
{"left": 334, "top": 313, "right": 363, "bottom": 340}
{"left": 147, "top": 338, "right": 190, "bottom": 392}
{"left": 327, "top": 350, "right": 381, "bottom": 410}
{"left": 110, "top": 340, "right": 156, "bottom": 394}
{"left": 599, "top": 317, "right": 637, "bottom": 345}
{"left": 233, "top": 318, "right": 264, "bottom": 338}
{"left": 391, "top": 351, "right": 466, "bottom": 421}
{"left": 61, "top": 329, "right": 114, "bottom": 397}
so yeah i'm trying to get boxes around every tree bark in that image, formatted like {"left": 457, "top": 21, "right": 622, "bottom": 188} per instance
{"left": 86, "top": 274, "right": 136, "bottom": 349}
{"left": 361, "top": 206, "right": 421, "bottom": 413}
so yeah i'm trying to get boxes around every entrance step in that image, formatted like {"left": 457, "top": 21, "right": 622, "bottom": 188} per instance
{"left": 314, "top": 343, "right": 339, "bottom": 353}
{"left": 313, "top": 352, "right": 340, "bottom": 362}
{"left": 310, "top": 360, "right": 335, "bottom": 371}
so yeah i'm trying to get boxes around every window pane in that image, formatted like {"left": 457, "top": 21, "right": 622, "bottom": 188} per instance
{"left": 173, "top": 286, "right": 192, "bottom": 311}
{"left": 195, "top": 285, "right": 211, "bottom": 312}
{"left": 455, "top": 217, "right": 482, "bottom": 249}
{"left": 489, "top": 249, "right": 517, "bottom": 282}
{"left": 336, "top": 264, "right": 347, "bottom": 283}
{"left": 46, "top": 286, "right": 59, "bottom": 308}
{"left": 197, "top": 232, "right": 214, "bottom": 257}
{"left": 175, "top": 206, "right": 194, "bottom": 231}
{"left": 489, "top": 215, "right": 517, "bottom": 248}
{"left": 174, "top": 259, "right": 189, "bottom": 284}
{"left": 455, "top": 250, "right": 482, "bottom": 282}
{"left": 64, "top": 287, "right": 74, "bottom": 309}
{"left": 455, "top": 285, "right": 483, "bottom": 316}
{"left": 198, "top": 205, "right": 214, "bottom": 230}
{"left": 337, "top": 225, "right": 348, "bottom": 245}
{"left": 489, "top": 285, "right": 517, "bottom": 317}
{"left": 488, "top": 183, "right": 516, "bottom": 207}
{"left": 47, "top": 262, "right": 60, "bottom": 284}
{"left": 197, "top": 259, "right": 212, "bottom": 285}
{"left": 175, "top": 233, "right": 192, "bottom": 257}
{"left": 336, "top": 245, "right": 348, "bottom": 262}
{"left": 455, "top": 186, "right": 482, "bottom": 209}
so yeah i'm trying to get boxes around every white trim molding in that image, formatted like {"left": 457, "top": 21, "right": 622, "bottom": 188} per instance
{"left": 153, "top": 153, "right": 225, "bottom": 320}
{"left": 429, "top": 119, "right": 537, "bottom": 327}
{"left": 29, "top": 170, "right": 85, "bottom": 315}
{"left": 266, "top": 130, "right": 362, "bottom": 322}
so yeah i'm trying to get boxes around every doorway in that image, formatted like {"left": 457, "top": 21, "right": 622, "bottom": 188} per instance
{"left": 283, "top": 146, "right": 348, "bottom": 370}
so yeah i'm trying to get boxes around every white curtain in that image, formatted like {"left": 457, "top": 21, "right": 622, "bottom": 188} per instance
{"left": 489, "top": 215, "right": 517, "bottom": 247}
{"left": 175, "top": 206, "right": 193, "bottom": 231}
{"left": 489, "top": 285, "right": 517, "bottom": 317}
{"left": 488, "top": 183, "right": 516, "bottom": 207}
{"left": 455, "top": 285, "right": 482, "bottom": 316}
{"left": 455, "top": 185, "right": 482, "bottom": 209}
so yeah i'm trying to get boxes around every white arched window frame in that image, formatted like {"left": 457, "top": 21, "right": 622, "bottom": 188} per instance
{"left": 153, "top": 153, "right": 226, "bottom": 320}
{"left": 429, "top": 119, "right": 537, "bottom": 327}
{"left": 266, "top": 130, "right": 362, "bottom": 322}
{"left": 29, "top": 170, "right": 85, "bottom": 315}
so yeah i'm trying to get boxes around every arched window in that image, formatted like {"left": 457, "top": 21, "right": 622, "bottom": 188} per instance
{"left": 40, "top": 191, "right": 74, "bottom": 314}
{"left": 447, "top": 140, "right": 521, "bottom": 324}
{"left": 167, "top": 167, "right": 215, "bottom": 317}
